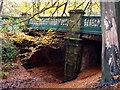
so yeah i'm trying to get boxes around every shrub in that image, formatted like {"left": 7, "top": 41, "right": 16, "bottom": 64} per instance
{"left": 0, "top": 39, "right": 17, "bottom": 63}
{"left": 0, "top": 71, "right": 8, "bottom": 79}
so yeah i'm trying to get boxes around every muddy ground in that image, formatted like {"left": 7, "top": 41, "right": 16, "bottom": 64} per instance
{"left": 0, "top": 59, "right": 102, "bottom": 89}
{"left": 1, "top": 60, "right": 120, "bottom": 89}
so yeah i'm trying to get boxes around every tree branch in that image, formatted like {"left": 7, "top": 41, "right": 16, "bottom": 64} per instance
{"left": 12, "top": 2, "right": 57, "bottom": 25}
{"left": 56, "top": 2, "right": 68, "bottom": 31}
{"left": 74, "top": 0, "right": 86, "bottom": 10}
{"left": 0, "top": 0, "right": 3, "bottom": 14}
{"left": 52, "top": 2, "right": 66, "bottom": 16}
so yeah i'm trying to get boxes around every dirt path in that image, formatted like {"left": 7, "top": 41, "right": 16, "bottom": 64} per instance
{"left": 40, "top": 67, "right": 101, "bottom": 88}
{"left": 0, "top": 61, "right": 101, "bottom": 89}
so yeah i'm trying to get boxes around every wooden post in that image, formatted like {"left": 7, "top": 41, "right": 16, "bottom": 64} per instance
{"left": 101, "top": 2, "right": 120, "bottom": 83}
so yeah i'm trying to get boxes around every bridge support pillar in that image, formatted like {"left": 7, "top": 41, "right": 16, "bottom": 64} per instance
{"left": 64, "top": 10, "right": 85, "bottom": 81}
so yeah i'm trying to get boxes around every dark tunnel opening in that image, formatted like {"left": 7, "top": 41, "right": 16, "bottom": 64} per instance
{"left": 81, "top": 39, "right": 102, "bottom": 71}
{"left": 27, "top": 46, "right": 66, "bottom": 81}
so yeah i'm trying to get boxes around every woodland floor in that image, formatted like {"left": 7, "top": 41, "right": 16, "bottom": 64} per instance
{"left": 0, "top": 59, "right": 120, "bottom": 89}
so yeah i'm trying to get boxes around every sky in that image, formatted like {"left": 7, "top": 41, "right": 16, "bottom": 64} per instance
{"left": 8, "top": 0, "right": 32, "bottom": 3}
{"left": 5, "top": 0, "right": 101, "bottom": 3}
{"left": 7, "top": 0, "right": 120, "bottom": 2}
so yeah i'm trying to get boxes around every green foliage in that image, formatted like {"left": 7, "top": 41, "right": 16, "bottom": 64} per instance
{"left": 0, "top": 71, "right": 9, "bottom": 79}
{"left": 0, "top": 62, "right": 10, "bottom": 79}
{"left": 0, "top": 39, "right": 17, "bottom": 63}
{"left": 0, "top": 39, "right": 17, "bottom": 79}
{"left": 1, "top": 62, "right": 11, "bottom": 72}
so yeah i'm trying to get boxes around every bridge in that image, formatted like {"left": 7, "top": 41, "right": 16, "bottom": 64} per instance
{"left": 27, "top": 16, "right": 101, "bottom": 35}
{"left": 0, "top": 15, "right": 101, "bottom": 36}
{"left": 0, "top": 10, "right": 102, "bottom": 82}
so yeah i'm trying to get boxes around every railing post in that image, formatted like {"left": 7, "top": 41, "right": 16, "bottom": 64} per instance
{"left": 64, "top": 10, "right": 85, "bottom": 82}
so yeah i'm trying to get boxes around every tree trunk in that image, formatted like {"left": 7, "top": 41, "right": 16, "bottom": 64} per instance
{"left": 101, "top": 2, "right": 120, "bottom": 83}
{"left": 0, "top": 0, "right": 3, "bottom": 14}
{"left": 115, "top": 1, "right": 120, "bottom": 49}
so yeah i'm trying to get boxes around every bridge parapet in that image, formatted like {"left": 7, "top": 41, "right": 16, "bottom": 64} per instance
{"left": 0, "top": 14, "right": 102, "bottom": 35}
{"left": 28, "top": 16, "right": 69, "bottom": 31}
{"left": 81, "top": 16, "right": 101, "bottom": 35}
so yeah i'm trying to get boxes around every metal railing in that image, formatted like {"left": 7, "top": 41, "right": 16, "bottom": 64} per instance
{"left": 81, "top": 16, "right": 101, "bottom": 35}
{"left": 0, "top": 16, "right": 102, "bottom": 35}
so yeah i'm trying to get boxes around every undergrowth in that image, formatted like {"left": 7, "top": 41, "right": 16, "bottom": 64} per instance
{"left": 0, "top": 39, "right": 17, "bottom": 79}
